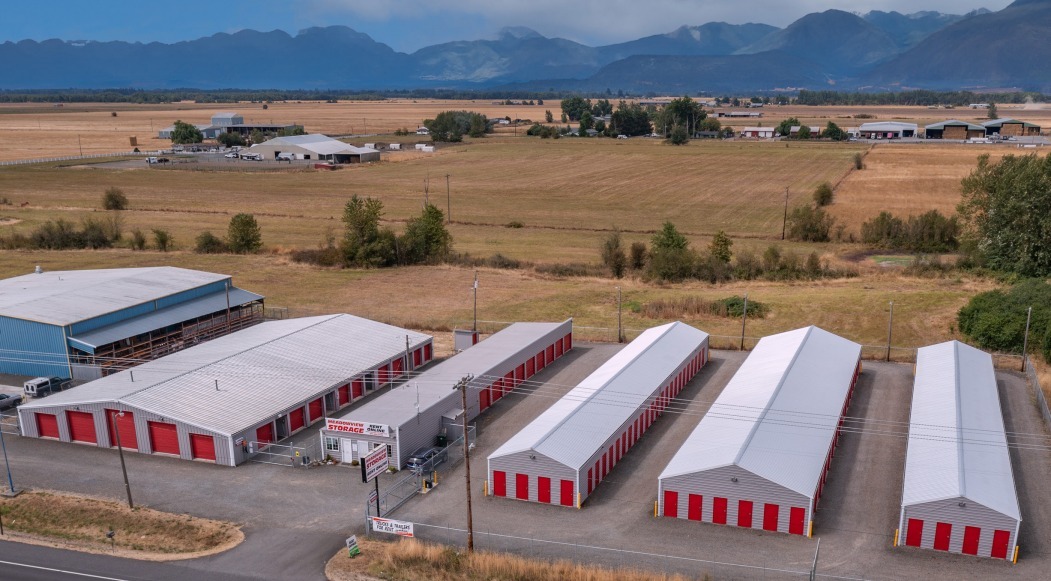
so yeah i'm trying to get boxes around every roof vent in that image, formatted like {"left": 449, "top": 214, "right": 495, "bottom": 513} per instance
{"left": 34, "top": 265, "right": 42, "bottom": 274}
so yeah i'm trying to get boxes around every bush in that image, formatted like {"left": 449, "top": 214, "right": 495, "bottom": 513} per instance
{"left": 601, "top": 230, "right": 628, "bottom": 278}
{"left": 853, "top": 152, "right": 865, "bottom": 170}
{"left": 861, "top": 210, "right": 959, "bottom": 252}
{"left": 227, "top": 213, "right": 263, "bottom": 254}
{"left": 787, "top": 205, "right": 834, "bottom": 242}
{"left": 102, "top": 187, "right": 128, "bottom": 210}
{"left": 958, "top": 279, "right": 1051, "bottom": 355}
{"left": 194, "top": 231, "right": 228, "bottom": 254}
{"left": 629, "top": 242, "right": 647, "bottom": 270}
{"left": 129, "top": 229, "right": 147, "bottom": 251}
{"left": 813, "top": 183, "right": 834, "bottom": 207}
{"left": 534, "top": 262, "right": 605, "bottom": 278}
{"left": 505, "top": 220, "right": 524, "bottom": 228}
{"left": 446, "top": 253, "right": 524, "bottom": 270}
{"left": 289, "top": 247, "right": 342, "bottom": 267}
{"left": 217, "top": 132, "right": 246, "bottom": 148}
{"left": 400, "top": 204, "right": 451, "bottom": 264}
{"left": 153, "top": 229, "right": 173, "bottom": 252}
{"left": 641, "top": 296, "right": 768, "bottom": 320}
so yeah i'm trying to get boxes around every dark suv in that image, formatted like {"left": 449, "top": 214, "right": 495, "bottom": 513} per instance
{"left": 0, "top": 393, "right": 22, "bottom": 411}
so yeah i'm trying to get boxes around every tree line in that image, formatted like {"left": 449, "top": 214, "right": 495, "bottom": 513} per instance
{"left": 796, "top": 90, "right": 1048, "bottom": 106}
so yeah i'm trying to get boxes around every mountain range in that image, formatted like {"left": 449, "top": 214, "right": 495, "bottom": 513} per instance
{"left": 1, "top": 1, "right": 1049, "bottom": 93}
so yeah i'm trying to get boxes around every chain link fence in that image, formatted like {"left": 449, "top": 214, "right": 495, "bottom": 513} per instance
{"left": 0, "top": 411, "right": 18, "bottom": 436}
{"left": 366, "top": 426, "right": 476, "bottom": 518}
{"left": 1027, "top": 364, "right": 1051, "bottom": 430}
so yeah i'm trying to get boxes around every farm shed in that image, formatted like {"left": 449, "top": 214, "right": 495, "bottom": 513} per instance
{"left": 982, "top": 118, "right": 1041, "bottom": 137}
{"left": 924, "top": 120, "right": 986, "bottom": 140}
{"left": 657, "top": 326, "right": 862, "bottom": 536}
{"left": 740, "top": 127, "right": 774, "bottom": 138}
{"left": 897, "top": 341, "right": 1021, "bottom": 560}
{"left": 859, "top": 122, "right": 917, "bottom": 139}
{"left": 487, "top": 322, "right": 709, "bottom": 508}
{"left": 325, "top": 320, "right": 573, "bottom": 468}
{"left": 247, "top": 134, "right": 380, "bottom": 163}
{"left": 0, "top": 267, "right": 263, "bottom": 380}
{"left": 16, "top": 314, "right": 431, "bottom": 466}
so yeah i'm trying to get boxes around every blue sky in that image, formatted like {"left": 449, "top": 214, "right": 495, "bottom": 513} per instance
{"left": 0, "top": 0, "right": 1014, "bottom": 52}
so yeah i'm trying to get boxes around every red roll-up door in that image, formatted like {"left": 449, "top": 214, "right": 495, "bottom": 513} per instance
{"left": 308, "top": 398, "right": 324, "bottom": 423}
{"left": 663, "top": 490, "right": 678, "bottom": 518}
{"left": 492, "top": 379, "right": 504, "bottom": 401}
{"left": 688, "top": 494, "right": 703, "bottom": 521}
{"left": 516, "top": 473, "right": 529, "bottom": 500}
{"left": 933, "top": 522, "right": 952, "bottom": 551}
{"left": 536, "top": 352, "right": 545, "bottom": 371}
{"left": 515, "top": 364, "right": 524, "bottom": 383}
{"left": 504, "top": 371, "right": 514, "bottom": 392}
{"left": 190, "top": 433, "right": 216, "bottom": 461}
{"left": 479, "top": 387, "right": 491, "bottom": 411}
{"left": 352, "top": 378, "right": 364, "bottom": 399}
{"left": 256, "top": 423, "right": 273, "bottom": 445}
{"left": 67, "top": 411, "right": 97, "bottom": 444}
{"left": 555, "top": 340, "right": 563, "bottom": 358}
{"left": 289, "top": 408, "right": 305, "bottom": 433}
{"left": 563, "top": 333, "right": 572, "bottom": 351}
{"left": 763, "top": 504, "right": 780, "bottom": 532}
{"left": 413, "top": 349, "right": 422, "bottom": 367}
{"left": 738, "top": 500, "right": 753, "bottom": 528}
{"left": 561, "top": 480, "right": 574, "bottom": 507}
{"left": 378, "top": 363, "right": 390, "bottom": 385}
{"left": 713, "top": 497, "right": 728, "bottom": 524}
{"left": 546, "top": 345, "right": 555, "bottom": 363}
{"left": 148, "top": 421, "right": 179, "bottom": 455}
{"left": 338, "top": 385, "right": 350, "bottom": 406}
{"left": 392, "top": 357, "right": 404, "bottom": 378}
{"left": 106, "top": 409, "right": 137, "bottom": 449}
{"left": 538, "top": 477, "right": 551, "bottom": 503}
{"left": 905, "top": 519, "right": 924, "bottom": 547}
{"left": 493, "top": 471, "right": 506, "bottom": 497}
{"left": 424, "top": 343, "right": 433, "bottom": 361}
{"left": 991, "top": 530, "right": 1011, "bottom": 559}
{"left": 526, "top": 358, "right": 535, "bottom": 377}
{"left": 36, "top": 413, "right": 59, "bottom": 439}
{"left": 789, "top": 507, "right": 806, "bottom": 535}
{"left": 962, "top": 526, "right": 981, "bottom": 556}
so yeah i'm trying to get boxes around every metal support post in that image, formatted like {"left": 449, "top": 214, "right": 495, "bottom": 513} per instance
{"left": 1022, "top": 306, "right": 1032, "bottom": 372}
{"left": 617, "top": 287, "right": 623, "bottom": 343}
{"left": 472, "top": 272, "right": 478, "bottom": 334}
{"left": 111, "top": 411, "right": 134, "bottom": 509}
{"left": 455, "top": 375, "right": 476, "bottom": 552}
{"left": 740, "top": 294, "right": 749, "bottom": 350}
{"left": 886, "top": 301, "right": 894, "bottom": 362}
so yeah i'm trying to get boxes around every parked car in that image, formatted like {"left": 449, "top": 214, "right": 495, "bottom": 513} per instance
{"left": 224, "top": 152, "right": 239, "bottom": 159}
{"left": 406, "top": 446, "right": 448, "bottom": 473}
{"left": 24, "top": 376, "right": 64, "bottom": 398}
{"left": 616, "top": 135, "right": 628, "bottom": 139}
{"left": 0, "top": 393, "right": 22, "bottom": 411}
{"left": 240, "top": 153, "right": 263, "bottom": 161}
{"left": 146, "top": 156, "right": 158, "bottom": 164}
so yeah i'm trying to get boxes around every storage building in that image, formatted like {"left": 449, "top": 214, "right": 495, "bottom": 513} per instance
{"left": 982, "top": 118, "right": 1041, "bottom": 137}
{"left": 0, "top": 267, "right": 263, "bottom": 380}
{"left": 248, "top": 134, "right": 380, "bottom": 163}
{"left": 924, "top": 120, "right": 986, "bottom": 140}
{"left": 658, "top": 326, "right": 862, "bottom": 536}
{"left": 487, "top": 322, "right": 709, "bottom": 508}
{"left": 323, "top": 320, "right": 572, "bottom": 468}
{"left": 16, "top": 314, "right": 431, "bottom": 466}
{"left": 897, "top": 341, "right": 1021, "bottom": 560}
{"left": 859, "top": 122, "right": 917, "bottom": 139}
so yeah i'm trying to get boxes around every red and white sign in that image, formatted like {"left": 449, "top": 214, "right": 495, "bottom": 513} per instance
{"left": 361, "top": 445, "right": 389, "bottom": 483}
{"left": 325, "top": 418, "right": 389, "bottom": 437}
{"left": 371, "top": 517, "right": 414, "bottom": 537}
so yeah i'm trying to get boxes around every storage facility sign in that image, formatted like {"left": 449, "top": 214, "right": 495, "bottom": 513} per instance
{"left": 325, "top": 418, "right": 389, "bottom": 437}
{"left": 361, "top": 445, "right": 389, "bottom": 483}
{"left": 370, "top": 517, "right": 414, "bottom": 537}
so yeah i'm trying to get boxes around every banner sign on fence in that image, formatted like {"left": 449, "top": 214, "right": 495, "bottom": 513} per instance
{"left": 361, "top": 445, "right": 389, "bottom": 483}
{"left": 325, "top": 418, "right": 389, "bottom": 437}
{"left": 371, "top": 517, "right": 414, "bottom": 537}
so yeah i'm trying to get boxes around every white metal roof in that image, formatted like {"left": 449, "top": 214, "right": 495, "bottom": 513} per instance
{"left": 0, "top": 267, "right": 229, "bottom": 326}
{"left": 489, "top": 322, "right": 708, "bottom": 470}
{"left": 659, "top": 326, "right": 861, "bottom": 498}
{"left": 901, "top": 341, "right": 1021, "bottom": 520}
{"left": 982, "top": 118, "right": 1039, "bottom": 128}
{"left": 343, "top": 321, "right": 570, "bottom": 428}
{"left": 925, "top": 120, "right": 986, "bottom": 131}
{"left": 19, "top": 315, "right": 431, "bottom": 436}
{"left": 859, "top": 122, "right": 918, "bottom": 132}
{"left": 253, "top": 134, "right": 378, "bottom": 156}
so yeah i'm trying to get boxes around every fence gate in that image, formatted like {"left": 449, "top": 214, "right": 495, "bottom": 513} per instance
{"left": 0, "top": 411, "right": 19, "bottom": 436}
{"left": 246, "top": 439, "right": 321, "bottom": 467}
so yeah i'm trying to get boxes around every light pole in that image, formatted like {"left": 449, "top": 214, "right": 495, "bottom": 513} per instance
{"left": 111, "top": 410, "right": 134, "bottom": 509}
{"left": 0, "top": 423, "right": 18, "bottom": 497}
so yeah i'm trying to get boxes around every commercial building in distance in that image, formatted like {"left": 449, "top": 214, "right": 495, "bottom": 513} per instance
{"left": 0, "top": 267, "right": 263, "bottom": 380}
{"left": 658, "top": 326, "right": 862, "bottom": 536}
{"left": 488, "top": 322, "right": 709, "bottom": 508}
{"left": 324, "top": 320, "right": 572, "bottom": 468}
{"left": 859, "top": 122, "right": 917, "bottom": 139}
{"left": 158, "top": 112, "right": 302, "bottom": 140}
{"left": 897, "top": 341, "right": 1021, "bottom": 560}
{"left": 247, "top": 134, "right": 380, "bottom": 163}
{"left": 982, "top": 118, "right": 1041, "bottom": 137}
{"left": 924, "top": 120, "right": 986, "bottom": 140}
{"left": 17, "top": 314, "right": 432, "bottom": 466}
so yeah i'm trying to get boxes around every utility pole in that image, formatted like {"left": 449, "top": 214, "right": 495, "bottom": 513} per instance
{"left": 455, "top": 375, "right": 475, "bottom": 552}
{"left": 782, "top": 187, "right": 789, "bottom": 240}
{"left": 446, "top": 174, "right": 451, "bottom": 223}
{"left": 617, "top": 286, "right": 623, "bottom": 343}
{"left": 1021, "top": 306, "right": 1032, "bottom": 372}
{"left": 111, "top": 410, "right": 134, "bottom": 509}
{"left": 78, "top": 135, "right": 83, "bottom": 157}
{"left": 886, "top": 301, "right": 894, "bottom": 362}
{"left": 1, "top": 422, "right": 18, "bottom": 499}
{"left": 473, "top": 272, "right": 478, "bottom": 334}
{"left": 740, "top": 294, "right": 749, "bottom": 350}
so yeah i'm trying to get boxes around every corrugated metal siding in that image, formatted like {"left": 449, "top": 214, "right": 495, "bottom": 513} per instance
{"left": 659, "top": 465, "right": 810, "bottom": 535}
{"left": 489, "top": 452, "right": 576, "bottom": 503}
{"left": 902, "top": 498, "right": 1018, "bottom": 557}
{"left": 69, "top": 279, "right": 230, "bottom": 335}
{"left": 0, "top": 315, "right": 69, "bottom": 377}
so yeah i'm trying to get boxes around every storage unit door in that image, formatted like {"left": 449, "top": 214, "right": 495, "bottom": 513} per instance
{"left": 67, "top": 411, "right": 97, "bottom": 444}
{"left": 526, "top": 359, "right": 535, "bottom": 377}
{"left": 962, "top": 526, "right": 980, "bottom": 556}
{"left": 713, "top": 497, "right": 728, "bottom": 524}
{"left": 479, "top": 387, "right": 491, "bottom": 411}
{"left": 560, "top": 480, "right": 574, "bottom": 507}
{"left": 106, "top": 409, "right": 138, "bottom": 449}
{"left": 789, "top": 507, "right": 806, "bottom": 535}
{"left": 289, "top": 408, "right": 305, "bottom": 432}
{"left": 36, "top": 413, "right": 60, "bottom": 438}
{"left": 352, "top": 379, "right": 364, "bottom": 399}
{"left": 413, "top": 349, "right": 422, "bottom": 367}
{"left": 308, "top": 398, "right": 324, "bottom": 423}
{"left": 256, "top": 423, "right": 274, "bottom": 444}
{"left": 763, "top": 504, "right": 780, "bottom": 532}
{"left": 424, "top": 344, "right": 433, "bottom": 361}
{"left": 905, "top": 519, "right": 924, "bottom": 547}
{"left": 493, "top": 471, "right": 507, "bottom": 497}
{"left": 991, "top": 530, "right": 1011, "bottom": 559}
{"left": 538, "top": 477, "right": 551, "bottom": 503}
{"left": 546, "top": 345, "right": 555, "bottom": 362}
{"left": 555, "top": 340, "right": 563, "bottom": 358}
{"left": 516, "top": 474, "right": 529, "bottom": 500}
{"left": 663, "top": 490, "right": 678, "bottom": 517}
{"left": 688, "top": 494, "right": 703, "bottom": 521}
{"left": 738, "top": 500, "right": 753, "bottom": 528}
{"left": 392, "top": 357, "right": 404, "bottom": 378}
{"left": 933, "top": 522, "right": 952, "bottom": 551}
{"left": 148, "top": 421, "right": 180, "bottom": 455}
{"left": 338, "top": 385, "right": 350, "bottom": 406}
{"left": 190, "top": 434, "right": 216, "bottom": 461}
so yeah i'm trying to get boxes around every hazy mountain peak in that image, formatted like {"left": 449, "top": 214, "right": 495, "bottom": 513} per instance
{"left": 498, "top": 26, "right": 543, "bottom": 41}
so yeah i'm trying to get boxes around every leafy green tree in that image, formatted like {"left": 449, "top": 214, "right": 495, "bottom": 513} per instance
{"left": 152, "top": 229, "right": 173, "bottom": 251}
{"left": 601, "top": 230, "right": 628, "bottom": 278}
{"left": 657, "top": 96, "right": 705, "bottom": 135}
{"left": 594, "top": 120, "right": 606, "bottom": 134}
{"left": 249, "top": 129, "right": 266, "bottom": 144}
{"left": 592, "top": 99, "right": 613, "bottom": 117}
{"left": 611, "top": 101, "right": 652, "bottom": 136}
{"left": 561, "top": 112, "right": 568, "bottom": 123}
{"left": 560, "top": 96, "right": 592, "bottom": 121}
{"left": 401, "top": 204, "right": 452, "bottom": 264}
{"left": 709, "top": 230, "right": 733, "bottom": 264}
{"left": 424, "top": 111, "right": 491, "bottom": 142}
{"left": 958, "top": 280, "right": 1051, "bottom": 355}
{"left": 699, "top": 117, "right": 721, "bottom": 132}
{"left": 170, "top": 120, "right": 203, "bottom": 144}
{"left": 545, "top": 110, "right": 553, "bottom": 123}
{"left": 959, "top": 153, "right": 1051, "bottom": 276}
{"left": 227, "top": 213, "right": 263, "bottom": 253}
{"left": 341, "top": 195, "right": 396, "bottom": 267}
{"left": 787, "top": 206, "right": 834, "bottom": 242}
{"left": 102, "top": 187, "right": 128, "bottom": 210}
{"left": 278, "top": 125, "right": 305, "bottom": 137}
{"left": 776, "top": 117, "right": 800, "bottom": 137}
{"left": 668, "top": 125, "right": 689, "bottom": 145}
{"left": 988, "top": 102, "right": 998, "bottom": 119}
{"left": 647, "top": 222, "right": 694, "bottom": 282}
{"left": 813, "top": 182, "right": 834, "bottom": 206}
{"left": 129, "top": 229, "right": 147, "bottom": 251}
{"left": 468, "top": 115, "right": 487, "bottom": 138}
{"left": 823, "top": 121, "right": 847, "bottom": 141}
{"left": 195, "top": 231, "right": 227, "bottom": 253}
{"left": 217, "top": 132, "right": 246, "bottom": 147}
{"left": 629, "top": 242, "right": 647, "bottom": 270}
{"left": 579, "top": 111, "right": 594, "bottom": 132}
{"left": 796, "top": 126, "right": 812, "bottom": 140}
